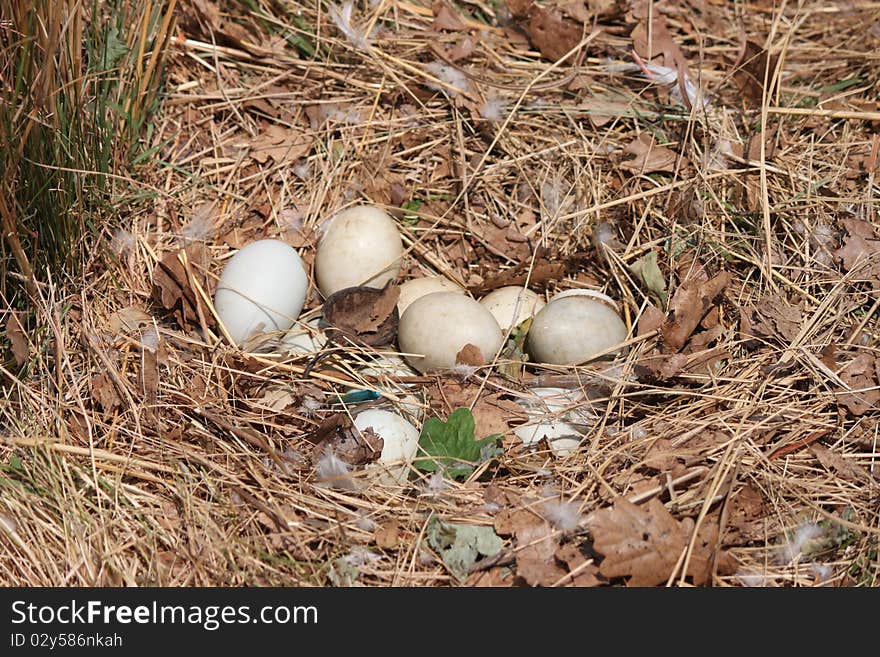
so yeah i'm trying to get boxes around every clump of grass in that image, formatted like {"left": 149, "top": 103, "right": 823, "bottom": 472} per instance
{"left": 0, "top": 0, "right": 176, "bottom": 301}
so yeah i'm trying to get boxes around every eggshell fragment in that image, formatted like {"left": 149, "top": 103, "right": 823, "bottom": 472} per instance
{"left": 527, "top": 296, "right": 628, "bottom": 365}
{"left": 397, "top": 276, "right": 464, "bottom": 315}
{"left": 315, "top": 205, "right": 403, "bottom": 297}
{"left": 354, "top": 409, "right": 420, "bottom": 484}
{"left": 479, "top": 286, "right": 545, "bottom": 331}
{"left": 514, "top": 421, "right": 583, "bottom": 457}
{"left": 280, "top": 317, "right": 326, "bottom": 354}
{"left": 214, "top": 239, "right": 308, "bottom": 346}
{"left": 398, "top": 292, "right": 503, "bottom": 373}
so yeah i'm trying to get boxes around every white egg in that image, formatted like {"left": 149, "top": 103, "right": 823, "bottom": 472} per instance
{"left": 398, "top": 292, "right": 504, "bottom": 373}
{"left": 527, "top": 295, "right": 628, "bottom": 365}
{"left": 479, "top": 286, "right": 546, "bottom": 331}
{"left": 315, "top": 205, "right": 404, "bottom": 297}
{"left": 280, "top": 316, "right": 326, "bottom": 354}
{"left": 397, "top": 276, "right": 464, "bottom": 315}
{"left": 354, "top": 409, "right": 420, "bottom": 484}
{"left": 213, "top": 239, "right": 308, "bottom": 346}
{"left": 513, "top": 421, "right": 583, "bottom": 457}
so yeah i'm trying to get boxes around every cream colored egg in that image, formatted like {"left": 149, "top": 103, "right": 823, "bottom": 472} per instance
{"left": 315, "top": 205, "right": 403, "bottom": 296}
{"left": 397, "top": 276, "right": 464, "bottom": 315}
{"left": 398, "top": 292, "right": 503, "bottom": 373}
{"left": 214, "top": 239, "right": 308, "bottom": 346}
{"left": 527, "top": 296, "right": 628, "bottom": 365}
{"left": 479, "top": 286, "right": 545, "bottom": 331}
{"left": 354, "top": 409, "right": 420, "bottom": 484}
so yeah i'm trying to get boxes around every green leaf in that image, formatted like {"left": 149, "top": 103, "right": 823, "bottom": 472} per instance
{"left": 628, "top": 250, "right": 668, "bottom": 306}
{"left": 414, "top": 408, "right": 502, "bottom": 479}
{"left": 426, "top": 517, "right": 503, "bottom": 582}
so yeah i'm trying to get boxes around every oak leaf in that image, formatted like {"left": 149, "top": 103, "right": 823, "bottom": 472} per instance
{"left": 589, "top": 497, "right": 717, "bottom": 586}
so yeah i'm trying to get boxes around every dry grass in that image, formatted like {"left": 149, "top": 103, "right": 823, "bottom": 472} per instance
{"left": 2, "top": 0, "right": 879, "bottom": 586}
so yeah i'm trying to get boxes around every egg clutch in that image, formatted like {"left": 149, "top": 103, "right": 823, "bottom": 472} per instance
{"left": 212, "top": 204, "right": 629, "bottom": 480}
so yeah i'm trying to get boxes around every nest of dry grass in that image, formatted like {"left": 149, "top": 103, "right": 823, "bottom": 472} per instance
{"left": 2, "top": 0, "right": 879, "bottom": 587}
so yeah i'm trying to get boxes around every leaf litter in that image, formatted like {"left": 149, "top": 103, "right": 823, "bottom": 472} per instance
{"left": 6, "top": 0, "right": 880, "bottom": 589}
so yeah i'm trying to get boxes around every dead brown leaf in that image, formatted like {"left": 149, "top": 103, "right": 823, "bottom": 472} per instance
{"left": 661, "top": 271, "right": 731, "bottom": 351}
{"left": 107, "top": 306, "right": 152, "bottom": 336}
{"left": 589, "top": 497, "right": 718, "bottom": 586}
{"left": 309, "top": 412, "right": 384, "bottom": 467}
{"left": 322, "top": 284, "right": 400, "bottom": 346}
{"left": 835, "top": 218, "right": 880, "bottom": 289}
{"left": 92, "top": 372, "right": 122, "bottom": 411}
{"left": 620, "top": 133, "right": 680, "bottom": 174}
{"left": 375, "top": 521, "right": 401, "bottom": 548}
{"left": 250, "top": 123, "right": 314, "bottom": 165}
{"left": 554, "top": 543, "right": 601, "bottom": 587}
{"left": 455, "top": 343, "right": 486, "bottom": 368}
{"left": 432, "top": 0, "right": 468, "bottom": 31}
{"left": 810, "top": 444, "right": 877, "bottom": 486}
{"left": 740, "top": 295, "right": 802, "bottom": 343}
{"left": 731, "top": 40, "right": 780, "bottom": 109}
{"left": 837, "top": 352, "right": 880, "bottom": 416}
{"left": 505, "top": 0, "right": 583, "bottom": 62}
{"left": 516, "top": 521, "right": 568, "bottom": 586}
{"left": 152, "top": 243, "right": 210, "bottom": 329}
{"left": 722, "top": 485, "right": 773, "bottom": 546}
{"left": 631, "top": 16, "right": 690, "bottom": 77}
{"left": 638, "top": 303, "right": 666, "bottom": 336}
{"left": 5, "top": 313, "right": 28, "bottom": 367}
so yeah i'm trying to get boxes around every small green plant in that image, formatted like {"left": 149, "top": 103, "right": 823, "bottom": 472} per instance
{"left": 414, "top": 408, "right": 503, "bottom": 480}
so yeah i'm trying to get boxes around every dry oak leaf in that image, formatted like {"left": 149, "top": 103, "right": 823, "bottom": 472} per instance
{"left": 250, "top": 123, "right": 314, "bottom": 165}
{"left": 661, "top": 270, "right": 731, "bottom": 351}
{"left": 810, "top": 444, "right": 878, "bottom": 487}
{"left": 322, "top": 284, "right": 400, "bottom": 346}
{"left": 554, "top": 543, "right": 601, "bottom": 587}
{"left": 589, "top": 497, "right": 716, "bottom": 586}
{"left": 375, "top": 521, "right": 401, "bottom": 549}
{"left": 631, "top": 16, "right": 690, "bottom": 77}
{"left": 152, "top": 243, "right": 210, "bottom": 328}
{"left": 432, "top": 0, "right": 468, "bottom": 31}
{"left": 834, "top": 218, "right": 880, "bottom": 289}
{"left": 837, "top": 352, "right": 880, "bottom": 416}
{"left": 741, "top": 295, "right": 802, "bottom": 343}
{"left": 504, "top": 0, "right": 583, "bottom": 62}
{"left": 731, "top": 40, "right": 780, "bottom": 110}
{"left": 620, "top": 134, "right": 680, "bottom": 174}
{"left": 91, "top": 372, "right": 122, "bottom": 411}
{"left": 516, "top": 521, "right": 569, "bottom": 586}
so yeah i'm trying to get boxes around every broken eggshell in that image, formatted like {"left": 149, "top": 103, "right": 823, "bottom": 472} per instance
{"left": 527, "top": 295, "right": 628, "bottom": 365}
{"left": 214, "top": 239, "right": 308, "bottom": 346}
{"left": 479, "top": 286, "right": 545, "bottom": 332}
{"left": 353, "top": 408, "right": 420, "bottom": 484}
{"left": 397, "top": 292, "right": 503, "bottom": 373}
{"left": 513, "top": 387, "right": 595, "bottom": 457}
{"left": 397, "top": 276, "right": 464, "bottom": 315}
{"left": 315, "top": 205, "right": 404, "bottom": 297}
